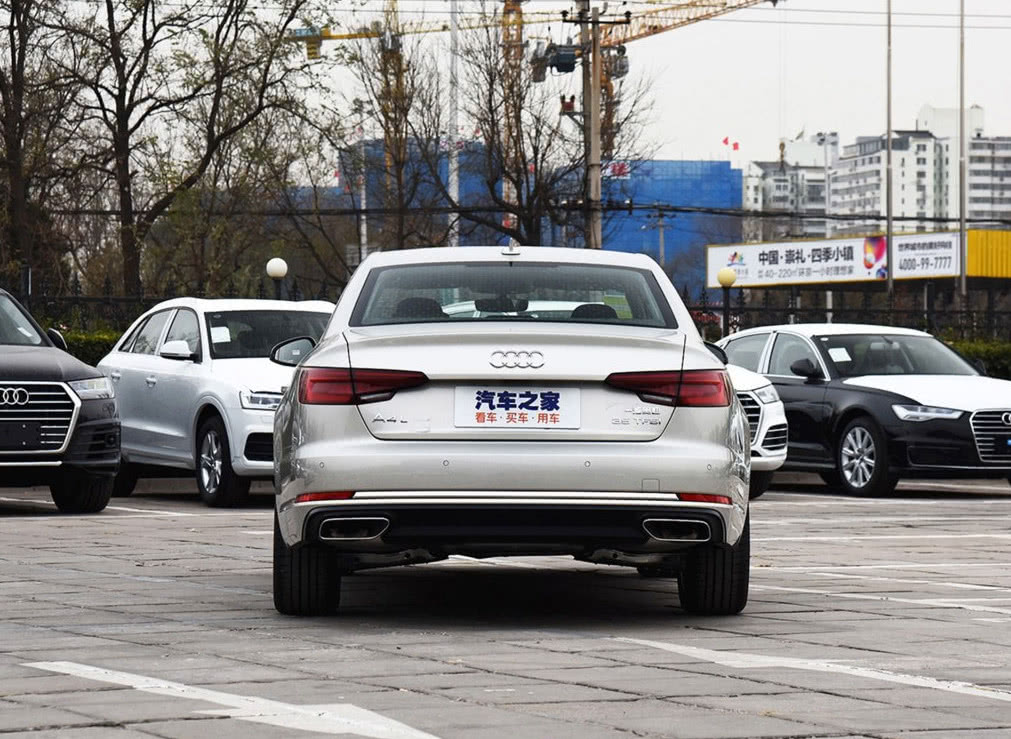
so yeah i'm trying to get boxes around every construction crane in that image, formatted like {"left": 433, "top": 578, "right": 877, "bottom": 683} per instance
{"left": 285, "top": 7, "right": 558, "bottom": 52}
{"left": 501, "top": 0, "right": 525, "bottom": 233}
{"left": 288, "top": 2, "right": 541, "bottom": 240}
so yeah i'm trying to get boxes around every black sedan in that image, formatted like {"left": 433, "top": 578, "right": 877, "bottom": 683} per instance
{"left": 0, "top": 289, "right": 120, "bottom": 512}
{"left": 719, "top": 323, "right": 1011, "bottom": 497}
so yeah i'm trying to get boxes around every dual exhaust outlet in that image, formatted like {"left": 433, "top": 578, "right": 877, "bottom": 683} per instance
{"left": 319, "top": 517, "right": 390, "bottom": 541}
{"left": 642, "top": 518, "right": 711, "bottom": 543}
{"left": 317, "top": 516, "right": 711, "bottom": 543}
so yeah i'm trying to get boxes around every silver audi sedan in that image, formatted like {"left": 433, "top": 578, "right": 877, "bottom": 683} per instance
{"left": 271, "top": 246, "right": 751, "bottom": 616}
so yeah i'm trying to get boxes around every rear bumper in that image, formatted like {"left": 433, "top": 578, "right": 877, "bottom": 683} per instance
{"left": 280, "top": 500, "right": 732, "bottom": 568}
{"left": 278, "top": 492, "right": 744, "bottom": 552}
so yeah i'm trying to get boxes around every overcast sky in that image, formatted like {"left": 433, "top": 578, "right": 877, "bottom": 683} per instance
{"left": 346, "top": 1, "right": 1011, "bottom": 162}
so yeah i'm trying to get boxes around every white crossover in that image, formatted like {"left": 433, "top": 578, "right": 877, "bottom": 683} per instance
{"left": 725, "top": 364, "right": 787, "bottom": 499}
{"left": 98, "top": 298, "right": 333, "bottom": 506}
{"left": 271, "top": 246, "right": 752, "bottom": 616}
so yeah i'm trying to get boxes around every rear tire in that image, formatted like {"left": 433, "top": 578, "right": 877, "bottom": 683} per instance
{"left": 49, "top": 469, "right": 113, "bottom": 514}
{"left": 196, "top": 416, "right": 250, "bottom": 507}
{"left": 677, "top": 515, "right": 750, "bottom": 615}
{"left": 273, "top": 512, "right": 342, "bottom": 616}
{"left": 836, "top": 417, "right": 898, "bottom": 498}
{"left": 112, "top": 462, "right": 139, "bottom": 498}
{"left": 749, "top": 470, "right": 775, "bottom": 500}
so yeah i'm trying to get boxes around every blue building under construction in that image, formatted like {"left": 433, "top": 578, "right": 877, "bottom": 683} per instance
{"left": 599, "top": 160, "right": 743, "bottom": 290}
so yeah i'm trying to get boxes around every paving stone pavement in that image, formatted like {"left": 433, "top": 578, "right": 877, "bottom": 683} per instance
{"left": 2, "top": 475, "right": 1011, "bottom": 738}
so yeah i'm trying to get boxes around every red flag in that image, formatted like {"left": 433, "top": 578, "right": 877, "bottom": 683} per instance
{"left": 733, "top": 142, "right": 740, "bottom": 151}
{"left": 722, "top": 136, "right": 729, "bottom": 146}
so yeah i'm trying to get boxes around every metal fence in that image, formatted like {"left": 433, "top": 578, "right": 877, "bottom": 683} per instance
{"left": 10, "top": 275, "right": 340, "bottom": 332}
{"left": 9, "top": 278, "right": 1011, "bottom": 342}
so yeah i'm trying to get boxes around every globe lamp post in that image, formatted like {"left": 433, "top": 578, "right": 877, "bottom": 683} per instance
{"left": 266, "top": 258, "right": 288, "bottom": 301}
{"left": 717, "top": 267, "right": 737, "bottom": 339}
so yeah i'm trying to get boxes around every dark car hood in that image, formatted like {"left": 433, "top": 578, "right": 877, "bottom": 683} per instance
{"left": 0, "top": 345, "right": 101, "bottom": 382}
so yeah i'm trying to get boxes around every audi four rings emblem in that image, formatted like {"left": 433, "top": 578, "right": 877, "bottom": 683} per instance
{"left": 0, "top": 387, "right": 30, "bottom": 406}
{"left": 489, "top": 350, "right": 544, "bottom": 369}
{"left": 1002, "top": 412, "right": 1011, "bottom": 426}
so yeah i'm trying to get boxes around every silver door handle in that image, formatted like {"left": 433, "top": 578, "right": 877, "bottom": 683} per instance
{"left": 109, "top": 371, "right": 121, "bottom": 381}
{"left": 145, "top": 376, "right": 157, "bottom": 386}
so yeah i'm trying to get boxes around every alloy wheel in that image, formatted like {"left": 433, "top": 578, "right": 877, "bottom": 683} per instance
{"left": 200, "top": 430, "right": 223, "bottom": 496}
{"left": 841, "top": 426, "right": 875, "bottom": 489}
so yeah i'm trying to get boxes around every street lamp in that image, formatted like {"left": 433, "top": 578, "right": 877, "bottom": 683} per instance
{"left": 266, "top": 257, "right": 288, "bottom": 301}
{"left": 717, "top": 266, "right": 737, "bottom": 339}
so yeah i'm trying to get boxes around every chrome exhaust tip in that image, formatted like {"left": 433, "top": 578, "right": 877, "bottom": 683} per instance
{"left": 642, "top": 519, "right": 711, "bottom": 543}
{"left": 318, "top": 517, "right": 390, "bottom": 541}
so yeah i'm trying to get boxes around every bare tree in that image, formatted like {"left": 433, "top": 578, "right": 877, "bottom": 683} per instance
{"left": 55, "top": 0, "right": 318, "bottom": 294}
{"left": 404, "top": 8, "right": 656, "bottom": 248}
{"left": 0, "top": 0, "right": 88, "bottom": 289}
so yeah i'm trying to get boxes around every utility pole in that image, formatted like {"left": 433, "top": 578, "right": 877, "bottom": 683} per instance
{"left": 448, "top": 0, "right": 460, "bottom": 247}
{"left": 642, "top": 210, "right": 667, "bottom": 272}
{"left": 886, "top": 0, "right": 894, "bottom": 296}
{"left": 566, "top": 3, "right": 628, "bottom": 250}
{"left": 587, "top": 6, "right": 603, "bottom": 249}
{"left": 959, "top": 0, "right": 968, "bottom": 302}
{"left": 359, "top": 124, "right": 368, "bottom": 261}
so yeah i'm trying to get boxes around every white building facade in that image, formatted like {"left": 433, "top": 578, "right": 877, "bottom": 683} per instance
{"left": 742, "top": 105, "right": 1011, "bottom": 242}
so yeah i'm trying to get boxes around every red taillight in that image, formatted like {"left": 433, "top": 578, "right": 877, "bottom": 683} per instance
{"left": 678, "top": 493, "right": 732, "bottom": 505}
{"left": 604, "top": 369, "right": 731, "bottom": 407}
{"left": 295, "top": 491, "right": 355, "bottom": 503}
{"left": 298, "top": 368, "right": 428, "bottom": 405}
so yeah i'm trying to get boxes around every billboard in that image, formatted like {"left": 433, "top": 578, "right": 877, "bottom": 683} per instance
{"left": 706, "top": 233, "right": 960, "bottom": 288}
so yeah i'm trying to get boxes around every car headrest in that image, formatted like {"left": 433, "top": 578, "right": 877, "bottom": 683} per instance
{"left": 570, "top": 303, "right": 618, "bottom": 320}
{"left": 393, "top": 297, "right": 447, "bottom": 319}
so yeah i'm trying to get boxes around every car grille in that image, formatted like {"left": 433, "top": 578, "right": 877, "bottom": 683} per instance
{"left": 763, "top": 423, "right": 788, "bottom": 451}
{"left": 0, "top": 383, "right": 77, "bottom": 453}
{"left": 970, "top": 410, "right": 1011, "bottom": 464}
{"left": 244, "top": 433, "right": 273, "bottom": 462}
{"left": 737, "top": 392, "right": 761, "bottom": 443}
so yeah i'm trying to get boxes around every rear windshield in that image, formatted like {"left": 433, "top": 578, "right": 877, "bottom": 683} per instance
{"left": 206, "top": 311, "right": 330, "bottom": 359}
{"left": 0, "top": 295, "right": 44, "bottom": 346}
{"left": 351, "top": 262, "right": 676, "bottom": 329}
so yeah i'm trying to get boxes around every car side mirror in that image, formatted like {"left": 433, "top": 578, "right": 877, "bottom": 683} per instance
{"left": 790, "top": 357, "right": 822, "bottom": 379}
{"left": 270, "top": 336, "right": 315, "bottom": 367}
{"left": 972, "top": 359, "right": 987, "bottom": 376}
{"left": 160, "top": 340, "right": 197, "bottom": 361}
{"left": 47, "top": 328, "right": 68, "bottom": 351}
{"left": 705, "top": 342, "right": 728, "bottom": 365}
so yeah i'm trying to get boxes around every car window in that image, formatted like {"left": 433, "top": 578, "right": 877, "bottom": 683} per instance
{"left": 817, "top": 334, "right": 977, "bottom": 377}
{"left": 164, "top": 309, "right": 201, "bottom": 355}
{"left": 205, "top": 311, "right": 330, "bottom": 359}
{"left": 724, "top": 333, "right": 769, "bottom": 372}
{"left": 118, "top": 320, "right": 146, "bottom": 352}
{"left": 351, "top": 262, "right": 676, "bottom": 329}
{"left": 0, "top": 294, "right": 44, "bottom": 346}
{"left": 130, "top": 310, "right": 172, "bottom": 355}
{"left": 768, "top": 333, "right": 819, "bottom": 376}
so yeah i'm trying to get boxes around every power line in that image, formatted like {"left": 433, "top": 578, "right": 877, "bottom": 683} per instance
{"left": 49, "top": 202, "right": 1011, "bottom": 227}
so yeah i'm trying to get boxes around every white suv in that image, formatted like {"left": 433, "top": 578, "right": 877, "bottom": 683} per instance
{"left": 98, "top": 298, "right": 333, "bottom": 506}
{"left": 726, "top": 363, "right": 787, "bottom": 499}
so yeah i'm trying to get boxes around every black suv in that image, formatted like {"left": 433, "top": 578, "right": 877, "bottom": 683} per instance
{"left": 0, "top": 289, "right": 120, "bottom": 513}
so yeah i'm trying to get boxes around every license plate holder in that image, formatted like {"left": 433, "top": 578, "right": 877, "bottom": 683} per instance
{"left": 0, "top": 422, "right": 42, "bottom": 450}
{"left": 454, "top": 387, "right": 580, "bottom": 429}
